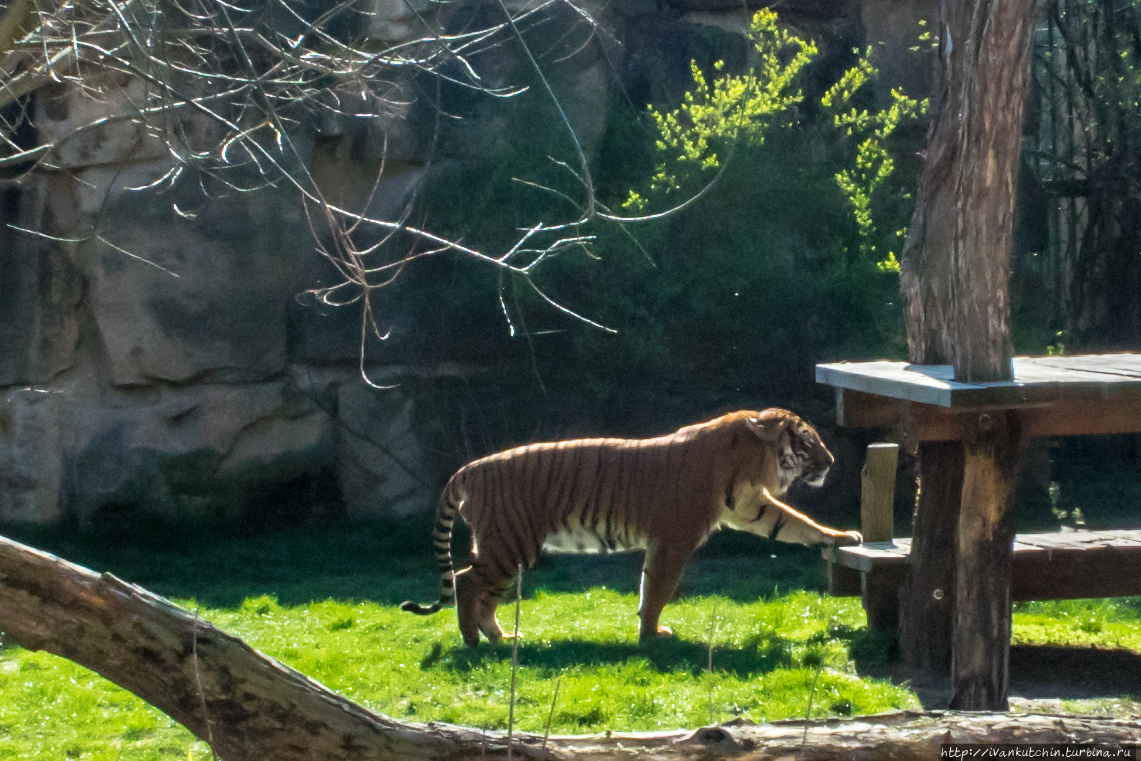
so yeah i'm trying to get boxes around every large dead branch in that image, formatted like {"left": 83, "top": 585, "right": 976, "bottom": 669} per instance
{"left": 0, "top": 533, "right": 1139, "bottom": 760}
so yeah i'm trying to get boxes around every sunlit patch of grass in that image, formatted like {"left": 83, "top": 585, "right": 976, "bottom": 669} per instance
{"left": 0, "top": 647, "right": 212, "bottom": 760}
{"left": 213, "top": 588, "right": 918, "bottom": 731}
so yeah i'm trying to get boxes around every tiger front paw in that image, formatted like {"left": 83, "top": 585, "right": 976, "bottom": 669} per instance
{"left": 828, "top": 530, "right": 862, "bottom": 547}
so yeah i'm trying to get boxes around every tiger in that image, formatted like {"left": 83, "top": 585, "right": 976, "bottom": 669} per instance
{"left": 400, "top": 408, "right": 861, "bottom": 647}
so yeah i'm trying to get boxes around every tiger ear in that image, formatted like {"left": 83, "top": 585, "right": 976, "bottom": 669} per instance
{"left": 745, "top": 410, "right": 785, "bottom": 441}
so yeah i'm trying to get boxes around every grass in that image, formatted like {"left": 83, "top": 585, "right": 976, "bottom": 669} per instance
{"left": 3, "top": 517, "right": 1141, "bottom": 759}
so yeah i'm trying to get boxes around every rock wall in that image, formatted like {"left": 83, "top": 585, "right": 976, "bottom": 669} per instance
{"left": 0, "top": 0, "right": 933, "bottom": 528}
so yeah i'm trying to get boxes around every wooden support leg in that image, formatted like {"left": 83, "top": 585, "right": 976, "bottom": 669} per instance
{"left": 826, "top": 554, "right": 862, "bottom": 596}
{"left": 862, "top": 570, "right": 899, "bottom": 633}
{"left": 950, "top": 411, "right": 1020, "bottom": 711}
{"left": 898, "top": 440, "right": 965, "bottom": 677}
{"left": 859, "top": 442, "right": 901, "bottom": 633}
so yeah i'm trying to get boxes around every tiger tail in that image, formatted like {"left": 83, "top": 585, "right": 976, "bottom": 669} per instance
{"left": 399, "top": 474, "right": 463, "bottom": 615}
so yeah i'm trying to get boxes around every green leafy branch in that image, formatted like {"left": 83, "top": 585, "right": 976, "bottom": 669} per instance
{"left": 623, "top": 10, "right": 816, "bottom": 211}
{"left": 823, "top": 51, "right": 925, "bottom": 273}
{"left": 625, "top": 13, "right": 925, "bottom": 277}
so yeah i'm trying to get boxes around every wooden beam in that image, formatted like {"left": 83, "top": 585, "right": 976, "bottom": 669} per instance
{"left": 1020, "top": 396, "right": 1141, "bottom": 437}
{"left": 862, "top": 562, "right": 908, "bottom": 633}
{"left": 837, "top": 388, "right": 1141, "bottom": 440}
{"left": 1011, "top": 545, "right": 1141, "bottom": 600}
{"left": 828, "top": 531, "right": 1141, "bottom": 602}
{"left": 824, "top": 551, "right": 862, "bottom": 596}
{"left": 835, "top": 389, "right": 970, "bottom": 441}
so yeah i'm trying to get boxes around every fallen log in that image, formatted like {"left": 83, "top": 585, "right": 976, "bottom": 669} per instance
{"left": 0, "top": 533, "right": 1139, "bottom": 760}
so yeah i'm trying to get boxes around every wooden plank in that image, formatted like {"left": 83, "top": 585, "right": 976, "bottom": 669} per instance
{"left": 860, "top": 444, "right": 898, "bottom": 542}
{"left": 862, "top": 563, "right": 907, "bottom": 633}
{"left": 835, "top": 390, "right": 970, "bottom": 440}
{"left": 1020, "top": 353, "right": 1141, "bottom": 379}
{"left": 1012, "top": 546, "right": 1141, "bottom": 600}
{"left": 825, "top": 556, "right": 862, "bottom": 597}
{"left": 818, "top": 354, "right": 1141, "bottom": 413}
{"left": 1012, "top": 534, "right": 1083, "bottom": 549}
{"left": 835, "top": 388, "right": 901, "bottom": 429}
{"left": 823, "top": 541, "right": 910, "bottom": 572}
{"left": 817, "top": 362, "right": 958, "bottom": 407}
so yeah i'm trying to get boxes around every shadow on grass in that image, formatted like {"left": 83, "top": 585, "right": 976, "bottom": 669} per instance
{"left": 422, "top": 633, "right": 798, "bottom": 678}
{"left": 1010, "top": 644, "right": 1141, "bottom": 700}
{"left": 862, "top": 640, "right": 1141, "bottom": 709}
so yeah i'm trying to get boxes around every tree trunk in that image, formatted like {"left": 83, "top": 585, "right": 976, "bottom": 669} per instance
{"left": 898, "top": 0, "right": 1034, "bottom": 710}
{"left": 900, "top": 0, "right": 1032, "bottom": 382}
{"left": 4, "top": 534, "right": 1141, "bottom": 760}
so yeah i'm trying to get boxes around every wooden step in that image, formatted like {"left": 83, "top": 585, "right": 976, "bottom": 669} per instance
{"left": 824, "top": 529, "right": 1141, "bottom": 631}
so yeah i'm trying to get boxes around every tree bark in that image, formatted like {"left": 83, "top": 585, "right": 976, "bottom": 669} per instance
{"left": 900, "top": 0, "right": 1033, "bottom": 383}
{"left": 898, "top": 0, "right": 1034, "bottom": 710}
{"left": 4, "top": 534, "right": 1141, "bottom": 760}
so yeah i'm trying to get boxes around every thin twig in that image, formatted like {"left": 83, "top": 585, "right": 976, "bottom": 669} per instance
{"left": 543, "top": 676, "right": 561, "bottom": 749}
{"left": 706, "top": 602, "right": 717, "bottom": 726}
{"left": 799, "top": 661, "right": 823, "bottom": 758}
{"left": 191, "top": 611, "right": 215, "bottom": 755}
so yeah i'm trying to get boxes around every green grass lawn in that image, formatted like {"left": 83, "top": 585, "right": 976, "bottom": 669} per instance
{"left": 1, "top": 518, "right": 1140, "bottom": 760}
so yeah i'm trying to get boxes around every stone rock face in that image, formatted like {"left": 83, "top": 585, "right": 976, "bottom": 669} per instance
{"left": 0, "top": 226, "right": 83, "bottom": 388}
{"left": 0, "top": 0, "right": 926, "bottom": 527}
{"left": 335, "top": 383, "right": 433, "bottom": 518}
{"left": 82, "top": 178, "right": 302, "bottom": 386}
{"left": 0, "top": 388, "right": 65, "bottom": 524}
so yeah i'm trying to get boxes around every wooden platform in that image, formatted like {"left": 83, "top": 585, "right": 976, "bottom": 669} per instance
{"left": 825, "top": 530, "right": 1141, "bottom": 631}
{"left": 817, "top": 353, "right": 1141, "bottom": 439}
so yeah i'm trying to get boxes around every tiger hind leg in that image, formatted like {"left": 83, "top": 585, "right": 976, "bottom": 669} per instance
{"left": 477, "top": 593, "right": 510, "bottom": 645}
{"left": 455, "top": 562, "right": 515, "bottom": 647}
{"left": 453, "top": 568, "right": 483, "bottom": 648}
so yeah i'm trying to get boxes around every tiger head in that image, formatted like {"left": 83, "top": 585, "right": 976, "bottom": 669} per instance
{"left": 744, "top": 409, "right": 835, "bottom": 493}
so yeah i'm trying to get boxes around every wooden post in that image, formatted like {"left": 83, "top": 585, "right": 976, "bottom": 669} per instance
{"left": 862, "top": 569, "right": 901, "bottom": 633}
{"left": 950, "top": 411, "right": 1021, "bottom": 710}
{"left": 860, "top": 443, "right": 901, "bottom": 633}
{"left": 898, "top": 441, "right": 965, "bottom": 677}
{"left": 860, "top": 443, "right": 898, "bottom": 543}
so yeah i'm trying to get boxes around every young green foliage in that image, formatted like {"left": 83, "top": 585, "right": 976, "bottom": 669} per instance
{"left": 821, "top": 52, "right": 925, "bottom": 273}
{"left": 624, "top": 10, "right": 816, "bottom": 211}
{"left": 627, "top": 14, "right": 923, "bottom": 276}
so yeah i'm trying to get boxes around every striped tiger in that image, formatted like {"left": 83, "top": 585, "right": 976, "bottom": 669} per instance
{"left": 400, "top": 408, "right": 861, "bottom": 647}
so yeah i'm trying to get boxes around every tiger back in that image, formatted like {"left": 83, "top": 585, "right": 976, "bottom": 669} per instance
{"left": 400, "top": 408, "right": 861, "bottom": 647}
